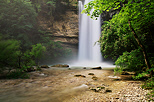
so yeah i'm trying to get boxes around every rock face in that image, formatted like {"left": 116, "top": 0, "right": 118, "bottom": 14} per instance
{"left": 38, "top": 4, "right": 79, "bottom": 60}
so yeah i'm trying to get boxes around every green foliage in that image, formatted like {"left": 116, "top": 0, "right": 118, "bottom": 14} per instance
{"left": 0, "top": 0, "right": 37, "bottom": 48}
{"left": 31, "top": 43, "right": 46, "bottom": 59}
{"left": 115, "top": 49, "right": 145, "bottom": 72}
{"left": 21, "top": 50, "right": 36, "bottom": 71}
{"left": 114, "top": 67, "right": 123, "bottom": 75}
{"left": 0, "top": 36, "right": 46, "bottom": 77}
{"left": 0, "top": 38, "right": 21, "bottom": 73}
{"left": 83, "top": 0, "right": 154, "bottom": 75}
{"left": 42, "top": 36, "right": 72, "bottom": 59}
{"left": 100, "top": 21, "right": 136, "bottom": 60}
{"left": 142, "top": 77, "right": 154, "bottom": 100}
{"left": 6, "top": 70, "right": 29, "bottom": 79}
{"left": 132, "top": 72, "right": 149, "bottom": 80}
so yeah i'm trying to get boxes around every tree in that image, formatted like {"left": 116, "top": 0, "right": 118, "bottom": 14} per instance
{"left": 0, "top": 0, "right": 37, "bottom": 48}
{"left": 82, "top": 0, "right": 154, "bottom": 76}
{"left": 0, "top": 37, "right": 21, "bottom": 73}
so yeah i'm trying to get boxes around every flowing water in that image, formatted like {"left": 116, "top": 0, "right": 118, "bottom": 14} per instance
{"left": 78, "top": 0, "right": 102, "bottom": 62}
{"left": 70, "top": 0, "right": 115, "bottom": 68}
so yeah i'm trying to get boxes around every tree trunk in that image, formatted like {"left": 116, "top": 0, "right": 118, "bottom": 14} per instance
{"left": 128, "top": 20, "right": 153, "bottom": 77}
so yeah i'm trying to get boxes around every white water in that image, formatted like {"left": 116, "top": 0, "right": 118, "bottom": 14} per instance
{"left": 70, "top": 0, "right": 115, "bottom": 68}
{"left": 78, "top": 0, "right": 102, "bottom": 62}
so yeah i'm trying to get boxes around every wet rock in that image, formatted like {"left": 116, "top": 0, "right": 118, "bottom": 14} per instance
{"left": 92, "top": 76, "right": 98, "bottom": 80}
{"left": 83, "top": 67, "right": 86, "bottom": 69}
{"left": 51, "top": 64, "right": 69, "bottom": 67}
{"left": 113, "top": 79, "right": 121, "bottom": 81}
{"left": 41, "top": 65, "right": 49, "bottom": 68}
{"left": 91, "top": 67, "right": 102, "bottom": 70}
{"left": 89, "top": 86, "right": 106, "bottom": 93}
{"left": 105, "top": 88, "right": 112, "bottom": 92}
{"left": 121, "top": 71, "right": 135, "bottom": 75}
{"left": 74, "top": 74, "right": 86, "bottom": 78}
{"left": 25, "top": 67, "right": 35, "bottom": 72}
{"left": 108, "top": 76, "right": 121, "bottom": 79}
{"left": 88, "top": 73, "right": 94, "bottom": 75}
{"left": 39, "top": 73, "right": 47, "bottom": 77}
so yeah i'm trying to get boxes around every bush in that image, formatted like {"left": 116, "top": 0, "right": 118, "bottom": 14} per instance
{"left": 0, "top": 37, "right": 46, "bottom": 78}
{"left": 6, "top": 70, "right": 29, "bottom": 79}
{"left": 0, "top": 38, "right": 21, "bottom": 73}
{"left": 115, "top": 49, "right": 145, "bottom": 72}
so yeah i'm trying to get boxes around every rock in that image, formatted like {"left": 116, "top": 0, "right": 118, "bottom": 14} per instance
{"left": 113, "top": 79, "right": 120, "bottom": 81}
{"left": 91, "top": 67, "right": 102, "bottom": 70}
{"left": 127, "top": 72, "right": 136, "bottom": 75}
{"left": 74, "top": 74, "right": 86, "bottom": 78}
{"left": 88, "top": 73, "right": 94, "bottom": 75}
{"left": 39, "top": 73, "right": 47, "bottom": 77}
{"left": 92, "top": 76, "right": 98, "bottom": 80}
{"left": 25, "top": 67, "right": 35, "bottom": 72}
{"left": 83, "top": 67, "right": 86, "bottom": 69}
{"left": 105, "top": 88, "right": 112, "bottom": 92}
{"left": 121, "top": 71, "right": 135, "bottom": 75}
{"left": 89, "top": 86, "right": 106, "bottom": 93}
{"left": 108, "top": 76, "right": 120, "bottom": 79}
{"left": 97, "top": 86, "right": 105, "bottom": 89}
{"left": 51, "top": 64, "right": 69, "bottom": 67}
{"left": 40, "top": 65, "right": 49, "bottom": 68}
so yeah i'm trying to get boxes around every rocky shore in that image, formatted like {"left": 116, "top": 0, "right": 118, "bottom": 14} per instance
{"left": 0, "top": 67, "right": 152, "bottom": 102}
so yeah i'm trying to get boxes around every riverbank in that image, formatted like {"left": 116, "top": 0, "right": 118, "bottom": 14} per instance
{"left": 0, "top": 67, "right": 152, "bottom": 102}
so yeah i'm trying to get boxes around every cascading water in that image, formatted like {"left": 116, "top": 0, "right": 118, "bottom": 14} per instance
{"left": 78, "top": 0, "right": 102, "bottom": 62}
{"left": 70, "top": 0, "right": 115, "bottom": 68}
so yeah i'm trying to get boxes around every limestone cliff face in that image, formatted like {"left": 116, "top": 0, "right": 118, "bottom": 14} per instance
{"left": 37, "top": 2, "right": 79, "bottom": 59}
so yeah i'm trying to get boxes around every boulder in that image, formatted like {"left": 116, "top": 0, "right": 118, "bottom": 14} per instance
{"left": 51, "top": 64, "right": 69, "bottom": 67}
{"left": 74, "top": 74, "right": 86, "bottom": 78}
{"left": 89, "top": 86, "right": 106, "bottom": 93}
{"left": 83, "top": 67, "right": 86, "bottom": 69}
{"left": 25, "top": 67, "right": 35, "bottom": 72}
{"left": 40, "top": 65, "right": 49, "bottom": 68}
{"left": 88, "top": 73, "right": 95, "bottom": 75}
{"left": 91, "top": 67, "right": 102, "bottom": 70}
{"left": 92, "top": 76, "right": 98, "bottom": 80}
{"left": 105, "top": 88, "right": 112, "bottom": 92}
{"left": 121, "top": 71, "right": 136, "bottom": 75}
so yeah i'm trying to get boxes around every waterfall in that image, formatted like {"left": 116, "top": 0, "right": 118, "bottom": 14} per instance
{"left": 69, "top": 0, "right": 115, "bottom": 68}
{"left": 78, "top": 0, "right": 102, "bottom": 62}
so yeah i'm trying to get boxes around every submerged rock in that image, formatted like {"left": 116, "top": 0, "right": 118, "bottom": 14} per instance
{"left": 89, "top": 85, "right": 110, "bottom": 93}
{"left": 51, "top": 64, "right": 69, "bottom": 67}
{"left": 105, "top": 88, "right": 112, "bottom": 92}
{"left": 74, "top": 74, "right": 86, "bottom": 78}
{"left": 92, "top": 76, "right": 98, "bottom": 80}
{"left": 88, "top": 73, "right": 95, "bottom": 75}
